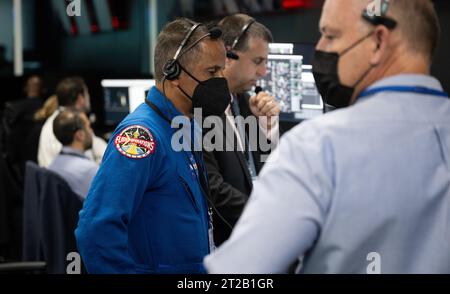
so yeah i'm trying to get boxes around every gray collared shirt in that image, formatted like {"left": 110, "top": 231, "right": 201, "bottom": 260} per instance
{"left": 49, "top": 146, "right": 99, "bottom": 199}
{"left": 204, "top": 74, "right": 450, "bottom": 274}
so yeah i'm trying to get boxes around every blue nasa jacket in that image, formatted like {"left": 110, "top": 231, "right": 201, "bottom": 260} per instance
{"left": 75, "top": 86, "right": 211, "bottom": 273}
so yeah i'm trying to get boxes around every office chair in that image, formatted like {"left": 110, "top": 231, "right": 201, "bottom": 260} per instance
{"left": 22, "top": 161, "right": 82, "bottom": 274}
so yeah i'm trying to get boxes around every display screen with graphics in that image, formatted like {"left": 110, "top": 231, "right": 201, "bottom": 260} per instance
{"left": 101, "top": 79, "right": 155, "bottom": 125}
{"left": 257, "top": 43, "right": 323, "bottom": 122}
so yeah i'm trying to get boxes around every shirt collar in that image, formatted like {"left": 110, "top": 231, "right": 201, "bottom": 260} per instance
{"left": 365, "top": 74, "right": 443, "bottom": 92}
{"left": 357, "top": 74, "right": 444, "bottom": 103}
{"left": 147, "top": 86, "right": 202, "bottom": 145}
{"left": 61, "top": 146, "right": 87, "bottom": 158}
{"left": 225, "top": 93, "right": 235, "bottom": 113}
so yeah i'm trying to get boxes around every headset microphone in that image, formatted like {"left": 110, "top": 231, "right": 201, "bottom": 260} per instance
{"left": 209, "top": 27, "right": 222, "bottom": 39}
{"left": 226, "top": 51, "right": 239, "bottom": 60}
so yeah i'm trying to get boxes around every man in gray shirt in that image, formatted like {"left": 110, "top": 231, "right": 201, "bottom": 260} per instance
{"left": 49, "top": 108, "right": 98, "bottom": 199}
{"left": 204, "top": 0, "right": 450, "bottom": 274}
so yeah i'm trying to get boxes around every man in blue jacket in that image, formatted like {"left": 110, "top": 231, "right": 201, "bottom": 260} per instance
{"left": 75, "top": 18, "right": 231, "bottom": 273}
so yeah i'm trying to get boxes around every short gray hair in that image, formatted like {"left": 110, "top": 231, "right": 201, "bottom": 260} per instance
{"left": 389, "top": 0, "right": 440, "bottom": 61}
{"left": 154, "top": 18, "right": 211, "bottom": 82}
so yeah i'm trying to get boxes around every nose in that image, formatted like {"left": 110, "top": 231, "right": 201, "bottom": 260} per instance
{"left": 217, "top": 68, "right": 225, "bottom": 78}
{"left": 316, "top": 37, "right": 326, "bottom": 51}
{"left": 256, "top": 63, "right": 267, "bottom": 78}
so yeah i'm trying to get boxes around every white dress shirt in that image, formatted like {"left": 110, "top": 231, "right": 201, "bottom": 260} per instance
{"left": 204, "top": 74, "right": 450, "bottom": 274}
{"left": 225, "top": 95, "right": 279, "bottom": 152}
{"left": 37, "top": 109, "right": 107, "bottom": 168}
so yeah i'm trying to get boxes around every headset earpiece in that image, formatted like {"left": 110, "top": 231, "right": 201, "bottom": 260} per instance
{"left": 163, "top": 59, "right": 181, "bottom": 81}
{"left": 162, "top": 23, "right": 222, "bottom": 81}
{"left": 362, "top": 0, "right": 397, "bottom": 30}
{"left": 226, "top": 51, "right": 239, "bottom": 60}
{"left": 162, "top": 22, "right": 202, "bottom": 82}
{"left": 227, "top": 19, "right": 255, "bottom": 61}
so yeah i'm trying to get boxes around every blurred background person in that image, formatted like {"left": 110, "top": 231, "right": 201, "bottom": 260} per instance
{"left": 34, "top": 95, "right": 58, "bottom": 122}
{"left": 49, "top": 108, "right": 98, "bottom": 199}
{"left": 1, "top": 74, "right": 45, "bottom": 177}
{"left": 37, "top": 77, "right": 107, "bottom": 168}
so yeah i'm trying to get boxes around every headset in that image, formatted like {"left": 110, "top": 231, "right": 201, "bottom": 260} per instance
{"left": 362, "top": 0, "right": 397, "bottom": 30}
{"left": 163, "top": 23, "right": 222, "bottom": 81}
{"left": 226, "top": 19, "right": 256, "bottom": 60}
{"left": 155, "top": 22, "right": 233, "bottom": 230}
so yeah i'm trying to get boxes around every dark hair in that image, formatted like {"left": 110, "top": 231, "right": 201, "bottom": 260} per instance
{"left": 218, "top": 14, "right": 273, "bottom": 52}
{"left": 390, "top": 0, "right": 440, "bottom": 61}
{"left": 53, "top": 108, "right": 84, "bottom": 146}
{"left": 55, "top": 77, "right": 87, "bottom": 107}
{"left": 154, "top": 18, "right": 212, "bottom": 82}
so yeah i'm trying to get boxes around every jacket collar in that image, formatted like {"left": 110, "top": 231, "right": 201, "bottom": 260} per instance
{"left": 147, "top": 86, "right": 184, "bottom": 122}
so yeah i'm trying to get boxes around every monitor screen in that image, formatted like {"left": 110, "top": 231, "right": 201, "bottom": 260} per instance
{"left": 260, "top": 43, "right": 323, "bottom": 122}
{"left": 269, "top": 42, "right": 316, "bottom": 64}
{"left": 101, "top": 79, "right": 155, "bottom": 125}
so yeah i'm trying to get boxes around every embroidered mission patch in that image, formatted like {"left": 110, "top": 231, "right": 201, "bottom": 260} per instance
{"left": 114, "top": 125, "right": 156, "bottom": 159}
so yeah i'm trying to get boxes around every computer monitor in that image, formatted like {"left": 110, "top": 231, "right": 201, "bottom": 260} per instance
{"left": 260, "top": 43, "right": 323, "bottom": 122}
{"left": 269, "top": 42, "right": 316, "bottom": 64}
{"left": 101, "top": 79, "right": 155, "bottom": 125}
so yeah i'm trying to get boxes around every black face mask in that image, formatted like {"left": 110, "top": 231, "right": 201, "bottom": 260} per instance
{"left": 177, "top": 66, "right": 231, "bottom": 117}
{"left": 312, "top": 33, "right": 374, "bottom": 108}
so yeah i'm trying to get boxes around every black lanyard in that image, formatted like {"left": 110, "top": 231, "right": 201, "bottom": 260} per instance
{"left": 145, "top": 98, "right": 233, "bottom": 231}
{"left": 145, "top": 98, "right": 211, "bottom": 199}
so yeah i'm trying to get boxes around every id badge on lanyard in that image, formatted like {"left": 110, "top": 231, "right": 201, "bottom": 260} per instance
{"left": 208, "top": 207, "right": 216, "bottom": 252}
{"left": 190, "top": 151, "right": 216, "bottom": 252}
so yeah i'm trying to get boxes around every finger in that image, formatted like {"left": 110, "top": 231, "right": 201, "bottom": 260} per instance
{"left": 254, "top": 92, "right": 270, "bottom": 101}
{"left": 249, "top": 94, "right": 258, "bottom": 106}
{"left": 256, "top": 100, "right": 265, "bottom": 111}
{"left": 260, "top": 101, "right": 274, "bottom": 115}
{"left": 258, "top": 94, "right": 275, "bottom": 110}
{"left": 268, "top": 103, "right": 281, "bottom": 116}
{"left": 256, "top": 95, "right": 271, "bottom": 110}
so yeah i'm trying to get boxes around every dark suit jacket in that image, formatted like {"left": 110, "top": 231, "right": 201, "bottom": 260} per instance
{"left": 22, "top": 161, "right": 83, "bottom": 274}
{"left": 203, "top": 92, "right": 274, "bottom": 245}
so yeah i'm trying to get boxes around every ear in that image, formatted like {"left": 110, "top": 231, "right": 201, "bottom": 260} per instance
{"left": 225, "top": 55, "right": 234, "bottom": 69}
{"left": 74, "top": 128, "right": 85, "bottom": 143}
{"left": 168, "top": 77, "right": 180, "bottom": 87}
{"left": 370, "top": 26, "right": 390, "bottom": 66}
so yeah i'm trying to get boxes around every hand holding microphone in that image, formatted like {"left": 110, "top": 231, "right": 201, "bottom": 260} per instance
{"left": 249, "top": 86, "right": 281, "bottom": 118}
